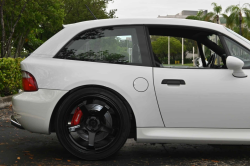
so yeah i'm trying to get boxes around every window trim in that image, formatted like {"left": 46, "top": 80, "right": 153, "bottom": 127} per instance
{"left": 197, "top": 42, "right": 207, "bottom": 67}
{"left": 145, "top": 25, "right": 250, "bottom": 69}
{"left": 144, "top": 26, "right": 157, "bottom": 67}
{"left": 220, "top": 35, "right": 250, "bottom": 69}
{"left": 145, "top": 25, "right": 220, "bottom": 69}
{"left": 53, "top": 25, "right": 153, "bottom": 67}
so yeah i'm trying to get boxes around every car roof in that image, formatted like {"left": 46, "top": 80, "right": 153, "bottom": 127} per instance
{"left": 31, "top": 18, "right": 249, "bottom": 58}
{"left": 63, "top": 18, "right": 223, "bottom": 30}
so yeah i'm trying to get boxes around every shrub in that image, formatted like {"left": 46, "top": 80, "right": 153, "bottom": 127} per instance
{"left": 0, "top": 57, "right": 25, "bottom": 97}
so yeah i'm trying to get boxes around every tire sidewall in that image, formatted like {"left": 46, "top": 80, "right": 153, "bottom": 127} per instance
{"left": 55, "top": 87, "right": 131, "bottom": 160}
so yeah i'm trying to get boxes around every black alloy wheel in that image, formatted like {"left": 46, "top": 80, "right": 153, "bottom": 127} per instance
{"left": 55, "top": 88, "right": 131, "bottom": 160}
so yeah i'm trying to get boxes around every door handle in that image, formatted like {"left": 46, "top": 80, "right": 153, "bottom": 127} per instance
{"left": 161, "top": 79, "right": 185, "bottom": 85}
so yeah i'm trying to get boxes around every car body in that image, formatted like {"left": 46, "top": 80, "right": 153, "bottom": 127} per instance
{"left": 11, "top": 18, "right": 250, "bottom": 160}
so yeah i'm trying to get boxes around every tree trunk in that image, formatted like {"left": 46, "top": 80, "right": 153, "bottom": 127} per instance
{"left": 4, "top": 1, "right": 27, "bottom": 58}
{"left": 217, "top": 15, "right": 219, "bottom": 24}
{"left": 14, "top": 34, "right": 23, "bottom": 58}
{"left": 239, "top": 12, "right": 242, "bottom": 36}
{"left": 18, "top": 34, "right": 26, "bottom": 57}
{"left": 5, "top": 28, "right": 15, "bottom": 57}
{"left": 0, "top": 0, "right": 5, "bottom": 58}
{"left": 7, "top": 34, "right": 20, "bottom": 57}
{"left": 18, "top": 29, "right": 29, "bottom": 57}
{"left": 6, "top": 40, "right": 12, "bottom": 57}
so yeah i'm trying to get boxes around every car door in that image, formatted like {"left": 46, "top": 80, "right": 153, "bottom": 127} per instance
{"left": 148, "top": 25, "right": 250, "bottom": 129}
{"left": 154, "top": 67, "right": 250, "bottom": 128}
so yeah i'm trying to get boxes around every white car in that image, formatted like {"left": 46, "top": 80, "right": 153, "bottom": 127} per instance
{"left": 11, "top": 18, "right": 250, "bottom": 160}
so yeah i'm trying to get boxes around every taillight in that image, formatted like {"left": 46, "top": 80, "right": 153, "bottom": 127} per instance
{"left": 22, "top": 71, "right": 38, "bottom": 91}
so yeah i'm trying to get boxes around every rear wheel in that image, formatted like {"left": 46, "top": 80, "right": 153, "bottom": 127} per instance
{"left": 55, "top": 88, "right": 131, "bottom": 160}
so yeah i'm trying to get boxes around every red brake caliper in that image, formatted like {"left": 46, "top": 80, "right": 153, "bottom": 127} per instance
{"left": 71, "top": 107, "right": 83, "bottom": 126}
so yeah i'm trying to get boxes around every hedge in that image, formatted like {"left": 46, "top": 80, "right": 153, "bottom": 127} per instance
{"left": 0, "top": 57, "right": 25, "bottom": 97}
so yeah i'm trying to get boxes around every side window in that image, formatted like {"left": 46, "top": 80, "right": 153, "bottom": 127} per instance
{"left": 150, "top": 36, "right": 198, "bottom": 68}
{"left": 224, "top": 37, "right": 250, "bottom": 67}
{"left": 55, "top": 26, "right": 151, "bottom": 66}
{"left": 148, "top": 26, "right": 227, "bottom": 69}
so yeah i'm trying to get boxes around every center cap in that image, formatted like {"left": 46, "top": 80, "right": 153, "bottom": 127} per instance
{"left": 86, "top": 117, "right": 100, "bottom": 131}
{"left": 90, "top": 120, "right": 97, "bottom": 127}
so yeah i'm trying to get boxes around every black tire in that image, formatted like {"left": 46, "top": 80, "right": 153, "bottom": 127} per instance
{"left": 55, "top": 87, "right": 131, "bottom": 160}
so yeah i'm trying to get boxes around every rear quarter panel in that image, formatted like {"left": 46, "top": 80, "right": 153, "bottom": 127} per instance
{"left": 21, "top": 56, "right": 164, "bottom": 128}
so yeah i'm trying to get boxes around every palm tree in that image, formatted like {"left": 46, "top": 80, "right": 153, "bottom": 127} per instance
{"left": 225, "top": 3, "right": 250, "bottom": 35}
{"left": 221, "top": 13, "right": 235, "bottom": 29}
{"left": 206, "top": 3, "right": 222, "bottom": 24}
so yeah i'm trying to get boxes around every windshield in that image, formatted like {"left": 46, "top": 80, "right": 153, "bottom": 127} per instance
{"left": 225, "top": 27, "right": 250, "bottom": 45}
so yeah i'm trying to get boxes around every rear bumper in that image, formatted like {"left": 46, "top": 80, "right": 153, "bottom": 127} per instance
{"left": 12, "top": 89, "right": 68, "bottom": 134}
{"left": 11, "top": 115, "right": 24, "bottom": 130}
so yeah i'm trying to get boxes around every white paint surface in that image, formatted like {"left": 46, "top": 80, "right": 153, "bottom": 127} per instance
{"left": 133, "top": 77, "right": 149, "bottom": 92}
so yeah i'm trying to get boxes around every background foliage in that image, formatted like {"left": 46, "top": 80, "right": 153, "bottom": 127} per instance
{"left": 186, "top": 2, "right": 250, "bottom": 40}
{"left": 0, "top": 57, "right": 24, "bottom": 97}
{"left": 0, "top": 0, "right": 116, "bottom": 58}
{"left": 0, "top": 0, "right": 116, "bottom": 96}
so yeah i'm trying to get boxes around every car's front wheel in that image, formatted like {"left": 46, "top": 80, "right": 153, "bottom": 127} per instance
{"left": 55, "top": 88, "right": 131, "bottom": 160}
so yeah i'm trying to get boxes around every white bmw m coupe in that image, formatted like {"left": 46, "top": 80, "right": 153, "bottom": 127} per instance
{"left": 11, "top": 18, "right": 250, "bottom": 160}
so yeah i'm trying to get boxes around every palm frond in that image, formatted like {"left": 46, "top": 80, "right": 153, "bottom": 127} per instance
{"left": 211, "top": 2, "right": 218, "bottom": 7}
{"left": 214, "top": 6, "right": 222, "bottom": 14}
{"left": 225, "top": 5, "right": 235, "bottom": 13}
{"left": 211, "top": 2, "right": 222, "bottom": 14}
{"left": 244, "top": 10, "right": 250, "bottom": 28}
{"left": 205, "top": 12, "right": 215, "bottom": 21}
{"left": 243, "top": 3, "right": 250, "bottom": 8}
{"left": 196, "top": 10, "right": 204, "bottom": 18}
{"left": 222, "top": 13, "right": 234, "bottom": 28}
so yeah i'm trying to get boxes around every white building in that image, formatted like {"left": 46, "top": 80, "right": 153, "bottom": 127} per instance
{"left": 158, "top": 10, "right": 208, "bottom": 19}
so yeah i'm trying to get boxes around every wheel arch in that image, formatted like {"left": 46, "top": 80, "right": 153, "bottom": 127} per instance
{"left": 49, "top": 85, "right": 137, "bottom": 139}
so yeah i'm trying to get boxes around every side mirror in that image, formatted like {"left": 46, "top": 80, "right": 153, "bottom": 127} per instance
{"left": 226, "top": 56, "right": 247, "bottom": 78}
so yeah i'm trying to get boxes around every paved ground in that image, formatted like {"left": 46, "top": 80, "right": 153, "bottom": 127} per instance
{"left": 1, "top": 105, "right": 250, "bottom": 165}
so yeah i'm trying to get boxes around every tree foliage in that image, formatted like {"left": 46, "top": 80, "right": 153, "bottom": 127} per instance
{"left": 186, "top": 2, "right": 250, "bottom": 40}
{"left": 186, "top": 10, "right": 207, "bottom": 21}
{"left": 0, "top": 57, "right": 24, "bottom": 96}
{"left": 0, "top": 0, "right": 117, "bottom": 58}
{"left": 224, "top": 3, "right": 250, "bottom": 35}
{"left": 0, "top": 0, "right": 65, "bottom": 58}
{"left": 206, "top": 3, "right": 222, "bottom": 24}
{"left": 151, "top": 36, "right": 186, "bottom": 62}
{"left": 64, "top": 0, "right": 116, "bottom": 24}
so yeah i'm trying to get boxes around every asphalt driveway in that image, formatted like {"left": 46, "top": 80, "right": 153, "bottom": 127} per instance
{"left": 1, "top": 105, "right": 250, "bottom": 165}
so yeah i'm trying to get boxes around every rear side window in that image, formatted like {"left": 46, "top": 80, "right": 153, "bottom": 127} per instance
{"left": 54, "top": 26, "right": 151, "bottom": 66}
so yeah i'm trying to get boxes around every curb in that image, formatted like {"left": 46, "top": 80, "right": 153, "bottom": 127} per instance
{"left": 0, "top": 95, "right": 13, "bottom": 104}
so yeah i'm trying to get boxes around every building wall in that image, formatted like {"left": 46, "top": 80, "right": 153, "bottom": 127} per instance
{"left": 158, "top": 10, "right": 207, "bottom": 19}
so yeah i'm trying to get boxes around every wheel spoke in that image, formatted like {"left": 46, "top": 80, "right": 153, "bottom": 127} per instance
{"left": 79, "top": 104, "right": 89, "bottom": 116}
{"left": 99, "top": 125, "right": 113, "bottom": 133}
{"left": 68, "top": 125, "right": 80, "bottom": 132}
{"left": 88, "top": 131, "right": 96, "bottom": 146}
{"left": 69, "top": 123, "right": 88, "bottom": 132}
{"left": 76, "top": 130, "right": 86, "bottom": 134}
{"left": 97, "top": 105, "right": 109, "bottom": 117}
